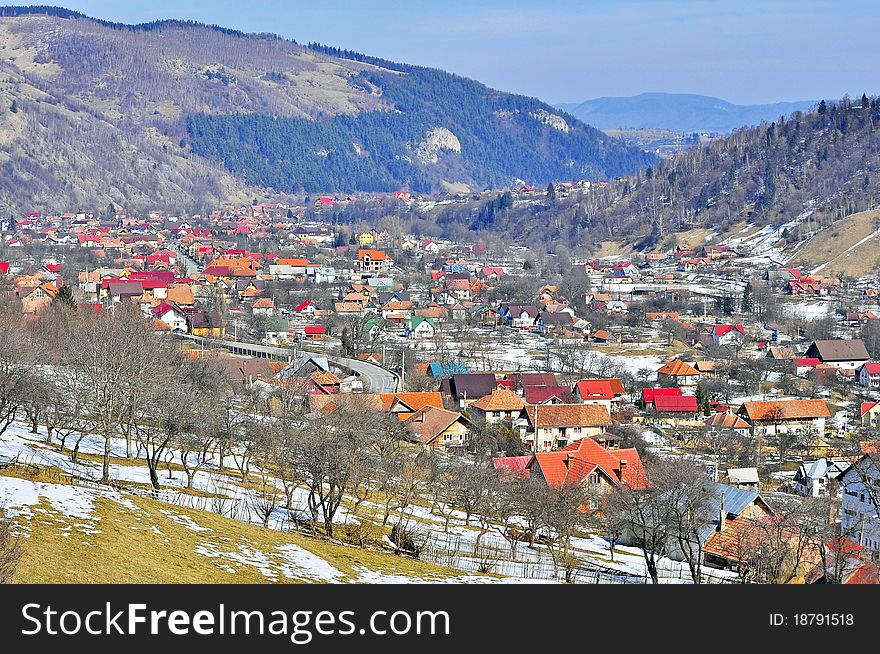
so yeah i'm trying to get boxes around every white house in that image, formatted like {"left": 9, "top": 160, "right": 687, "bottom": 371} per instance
{"left": 838, "top": 454, "right": 880, "bottom": 553}
{"left": 405, "top": 316, "right": 436, "bottom": 340}
{"left": 712, "top": 324, "right": 745, "bottom": 346}
{"left": 794, "top": 459, "right": 850, "bottom": 497}
{"left": 857, "top": 362, "right": 880, "bottom": 388}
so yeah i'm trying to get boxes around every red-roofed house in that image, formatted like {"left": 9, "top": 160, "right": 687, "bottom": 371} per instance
{"left": 526, "top": 438, "right": 649, "bottom": 508}
{"left": 793, "top": 357, "right": 821, "bottom": 377}
{"left": 861, "top": 401, "right": 880, "bottom": 428}
{"left": 0, "top": 261, "right": 9, "bottom": 275}
{"left": 652, "top": 394, "right": 699, "bottom": 418}
{"left": 712, "top": 323, "right": 746, "bottom": 346}
{"left": 641, "top": 387, "right": 683, "bottom": 409}
{"left": 573, "top": 379, "right": 618, "bottom": 412}
{"left": 857, "top": 362, "right": 880, "bottom": 388}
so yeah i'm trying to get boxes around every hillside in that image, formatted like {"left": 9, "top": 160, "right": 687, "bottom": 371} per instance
{"left": 556, "top": 93, "right": 816, "bottom": 133}
{"left": 427, "top": 96, "right": 880, "bottom": 254}
{"left": 789, "top": 209, "right": 880, "bottom": 277}
{"left": 0, "top": 6, "right": 654, "bottom": 211}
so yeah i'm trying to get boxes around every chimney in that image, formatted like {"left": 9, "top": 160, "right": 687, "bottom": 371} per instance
{"left": 598, "top": 437, "right": 607, "bottom": 449}
{"left": 619, "top": 459, "right": 627, "bottom": 483}
{"left": 717, "top": 494, "right": 726, "bottom": 532}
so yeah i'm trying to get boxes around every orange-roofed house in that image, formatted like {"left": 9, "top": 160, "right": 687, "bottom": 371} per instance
{"left": 358, "top": 249, "right": 392, "bottom": 273}
{"left": 405, "top": 405, "right": 474, "bottom": 449}
{"left": 736, "top": 399, "right": 830, "bottom": 438}
{"left": 522, "top": 404, "right": 612, "bottom": 452}
{"left": 656, "top": 358, "right": 700, "bottom": 387}
{"left": 526, "top": 437, "right": 649, "bottom": 508}
{"left": 469, "top": 388, "right": 526, "bottom": 427}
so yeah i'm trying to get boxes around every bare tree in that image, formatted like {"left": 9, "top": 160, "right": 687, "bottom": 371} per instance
{"left": 0, "top": 510, "right": 21, "bottom": 584}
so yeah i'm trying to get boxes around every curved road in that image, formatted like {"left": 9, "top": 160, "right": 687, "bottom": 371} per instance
{"left": 178, "top": 335, "right": 399, "bottom": 393}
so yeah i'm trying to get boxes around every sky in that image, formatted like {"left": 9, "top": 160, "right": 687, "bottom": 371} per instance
{"left": 53, "top": 0, "right": 879, "bottom": 106}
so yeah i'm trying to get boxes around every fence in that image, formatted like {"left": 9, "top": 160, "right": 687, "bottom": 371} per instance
{"left": 414, "top": 527, "right": 735, "bottom": 584}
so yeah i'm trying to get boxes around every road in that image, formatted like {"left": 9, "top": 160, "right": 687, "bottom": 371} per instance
{"left": 178, "top": 335, "right": 399, "bottom": 393}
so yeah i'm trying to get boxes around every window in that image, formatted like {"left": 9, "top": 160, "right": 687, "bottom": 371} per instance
{"left": 589, "top": 473, "right": 600, "bottom": 485}
{"left": 444, "top": 434, "right": 451, "bottom": 441}
{"left": 589, "top": 498, "right": 599, "bottom": 510}
{"left": 543, "top": 441, "right": 552, "bottom": 449}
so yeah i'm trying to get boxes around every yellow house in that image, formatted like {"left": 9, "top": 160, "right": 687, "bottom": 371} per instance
{"left": 358, "top": 232, "right": 375, "bottom": 246}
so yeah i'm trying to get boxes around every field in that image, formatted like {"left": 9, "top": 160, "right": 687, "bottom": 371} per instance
{"left": 790, "top": 209, "right": 880, "bottom": 277}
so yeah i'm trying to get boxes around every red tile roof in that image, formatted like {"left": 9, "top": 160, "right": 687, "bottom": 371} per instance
{"left": 653, "top": 394, "right": 699, "bottom": 413}
{"left": 530, "top": 438, "right": 648, "bottom": 490}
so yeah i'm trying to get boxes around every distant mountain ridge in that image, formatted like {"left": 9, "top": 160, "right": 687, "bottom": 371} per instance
{"left": 556, "top": 93, "right": 817, "bottom": 133}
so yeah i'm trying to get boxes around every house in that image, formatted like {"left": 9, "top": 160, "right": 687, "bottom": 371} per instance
{"left": 525, "top": 437, "right": 649, "bottom": 507}
{"left": 736, "top": 399, "right": 830, "bottom": 438}
{"left": 303, "top": 325, "right": 326, "bottom": 340}
{"left": 523, "top": 385, "right": 574, "bottom": 405}
{"left": 152, "top": 302, "right": 188, "bottom": 332}
{"left": 651, "top": 394, "right": 700, "bottom": 420}
{"left": 441, "top": 373, "right": 499, "bottom": 407}
{"left": 499, "top": 303, "right": 539, "bottom": 329}
{"left": 405, "top": 405, "right": 473, "bottom": 449}
{"left": 697, "top": 483, "right": 777, "bottom": 571}
{"left": 703, "top": 412, "right": 751, "bottom": 439}
{"left": 468, "top": 388, "right": 526, "bottom": 427}
{"left": 358, "top": 249, "right": 392, "bottom": 274}
{"left": 405, "top": 316, "right": 436, "bottom": 340}
{"left": 427, "top": 362, "right": 468, "bottom": 377}
{"left": 861, "top": 401, "right": 880, "bottom": 428}
{"left": 793, "top": 357, "right": 821, "bottom": 377}
{"left": 804, "top": 339, "right": 871, "bottom": 370}
{"left": 521, "top": 403, "right": 612, "bottom": 451}
{"left": 573, "top": 379, "right": 625, "bottom": 410}
{"left": 641, "top": 387, "right": 683, "bottom": 409}
{"left": 656, "top": 359, "right": 700, "bottom": 386}
{"left": 724, "top": 468, "right": 760, "bottom": 490}
{"left": 712, "top": 324, "right": 745, "bottom": 346}
{"left": 857, "top": 362, "right": 880, "bottom": 387}
{"left": 805, "top": 537, "right": 880, "bottom": 584}
{"left": 251, "top": 297, "right": 275, "bottom": 316}
{"left": 794, "top": 458, "right": 850, "bottom": 497}
{"left": 838, "top": 454, "right": 880, "bottom": 553}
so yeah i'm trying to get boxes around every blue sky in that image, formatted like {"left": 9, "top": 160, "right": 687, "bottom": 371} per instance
{"left": 56, "top": 1, "right": 879, "bottom": 105}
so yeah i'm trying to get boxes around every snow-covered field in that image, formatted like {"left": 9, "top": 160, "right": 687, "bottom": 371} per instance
{"left": 0, "top": 417, "right": 734, "bottom": 584}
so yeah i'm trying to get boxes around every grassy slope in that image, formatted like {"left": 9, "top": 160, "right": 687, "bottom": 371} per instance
{"left": 790, "top": 209, "right": 880, "bottom": 277}
{"left": 3, "top": 471, "right": 473, "bottom": 584}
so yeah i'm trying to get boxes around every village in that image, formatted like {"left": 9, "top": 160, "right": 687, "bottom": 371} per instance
{"left": 1, "top": 196, "right": 880, "bottom": 585}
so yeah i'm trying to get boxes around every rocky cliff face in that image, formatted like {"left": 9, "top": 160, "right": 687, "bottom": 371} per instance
{"left": 415, "top": 127, "right": 462, "bottom": 165}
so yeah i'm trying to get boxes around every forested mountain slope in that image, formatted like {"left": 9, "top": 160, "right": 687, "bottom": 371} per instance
{"left": 429, "top": 96, "right": 880, "bottom": 253}
{"left": 0, "top": 6, "right": 654, "bottom": 211}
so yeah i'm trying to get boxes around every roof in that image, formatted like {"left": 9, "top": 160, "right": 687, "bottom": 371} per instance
{"left": 405, "top": 406, "right": 470, "bottom": 445}
{"left": 713, "top": 324, "right": 745, "bottom": 337}
{"left": 427, "top": 362, "right": 468, "bottom": 377}
{"left": 524, "top": 385, "right": 574, "bottom": 404}
{"left": 492, "top": 456, "right": 532, "bottom": 480}
{"left": 726, "top": 467, "right": 760, "bottom": 484}
{"left": 529, "top": 438, "right": 648, "bottom": 490}
{"left": 739, "top": 399, "right": 830, "bottom": 421}
{"left": 379, "top": 392, "right": 445, "bottom": 413}
{"left": 793, "top": 357, "right": 821, "bottom": 367}
{"left": 704, "top": 412, "right": 750, "bottom": 429}
{"left": 448, "top": 373, "right": 499, "bottom": 400}
{"left": 861, "top": 401, "right": 880, "bottom": 416}
{"left": 470, "top": 388, "right": 526, "bottom": 412}
{"left": 657, "top": 359, "right": 699, "bottom": 376}
{"left": 358, "top": 249, "right": 387, "bottom": 261}
{"left": 859, "top": 362, "right": 880, "bottom": 375}
{"left": 806, "top": 339, "right": 870, "bottom": 363}
{"left": 519, "top": 372, "right": 558, "bottom": 387}
{"left": 653, "top": 394, "right": 699, "bottom": 413}
{"left": 524, "top": 403, "right": 612, "bottom": 428}
{"left": 575, "top": 379, "right": 616, "bottom": 400}
{"left": 642, "top": 387, "right": 683, "bottom": 404}
{"left": 107, "top": 280, "right": 144, "bottom": 296}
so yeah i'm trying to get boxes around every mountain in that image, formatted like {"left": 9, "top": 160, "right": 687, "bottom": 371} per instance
{"left": 428, "top": 96, "right": 880, "bottom": 255}
{"left": 0, "top": 7, "right": 654, "bottom": 212}
{"left": 556, "top": 93, "right": 817, "bottom": 133}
